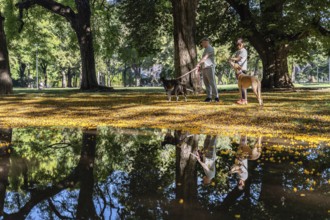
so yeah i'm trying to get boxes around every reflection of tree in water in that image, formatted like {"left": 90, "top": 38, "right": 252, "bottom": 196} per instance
{"left": 0, "top": 128, "right": 12, "bottom": 217}
{"left": 0, "top": 127, "right": 328, "bottom": 219}
{"left": 112, "top": 128, "right": 175, "bottom": 219}
{"left": 166, "top": 130, "right": 210, "bottom": 219}
{"left": 0, "top": 128, "right": 97, "bottom": 219}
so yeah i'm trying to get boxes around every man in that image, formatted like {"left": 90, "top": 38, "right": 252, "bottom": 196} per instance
{"left": 229, "top": 38, "right": 248, "bottom": 105}
{"left": 197, "top": 38, "right": 219, "bottom": 102}
{"left": 193, "top": 135, "right": 217, "bottom": 185}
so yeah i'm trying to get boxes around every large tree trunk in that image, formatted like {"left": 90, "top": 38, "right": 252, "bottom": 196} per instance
{"left": 168, "top": 131, "right": 209, "bottom": 218}
{"left": 0, "top": 128, "right": 12, "bottom": 217}
{"left": 76, "top": 129, "right": 97, "bottom": 219}
{"left": 0, "top": 14, "right": 13, "bottom": 94}
{"left": 74, "top": 1, "right": 98, "bottom": 90}
{"left": 171, "top": 0, "right": 202, "bottom": 92}
{"left": 260, "top": 45, "right": 293, "bottom": 88}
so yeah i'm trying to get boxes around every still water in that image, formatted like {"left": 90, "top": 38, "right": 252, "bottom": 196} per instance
{"left": 0, "top": 127, "right": 329, "bottom": 220}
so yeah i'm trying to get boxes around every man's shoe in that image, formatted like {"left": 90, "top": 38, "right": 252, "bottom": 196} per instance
{"left": 214, "top": 97, "right": 220, "bottom": 102}
{"left": 204, "top": 98, "right": 212, "bottom": 102}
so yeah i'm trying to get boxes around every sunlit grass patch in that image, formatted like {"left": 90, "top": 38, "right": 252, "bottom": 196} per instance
{"left": 1, "top": 87, "right": 330, "bottom": 143}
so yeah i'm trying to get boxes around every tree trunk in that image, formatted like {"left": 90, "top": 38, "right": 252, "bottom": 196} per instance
{"left": 123, "top": 64, "right": 128, "bottom": 87}
{"left": 218, "top": 70, "right": 223, "bottom": 85}
{"left": 67, "top": 67, "right": 73, "bottom": 88}
{"left": 18, "top": 60, "right": 27, "bottom": 87}
{"left": 74, "top": 74, "right": 78, "bottom": 88}
{"left": 260, "top": 44, "right": 293, "bottom": 88}
{"left": 171, "top": 0, "right": 202, "bottom": 92}
{"left": 0, "top": 128, "right": 11, "bottom": 216}
{"left": 75, "top": 0, "right": 99, "bottom": 90}
{"left": 0, "top": 14, "right": 13, "bottom": 94}
{"left": 291, "top": 63, "right": 296, "bottom": 83}
{"left": 27, "top": 65, "right": 33, "bottom": 88}
{"left": 167, "top": 131, "right": 209, "bottom": 218}
{"left": 253, "top": 58, "right": 260, "bottom": 77}
{"left": 76, "top": 129, "right": 97, "bottom": 219}
{"left": 132, "top": 64, "right": 141, "bottom": 87}
{"left": 61, "top": 68, "right": 67, "bottom": 88}
{"left": 40, "top": 63, "right": 48, "bottom": 88}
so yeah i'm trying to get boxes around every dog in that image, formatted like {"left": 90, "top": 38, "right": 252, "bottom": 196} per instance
{"left": 229, "top": 62, "right": 263, "bottom": 106}
{"left": 160, "top": 77, "right": 188, "bottom": 101}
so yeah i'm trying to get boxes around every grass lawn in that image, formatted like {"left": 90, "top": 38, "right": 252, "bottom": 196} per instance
{"left": 1, "top": 84, "right": 329, "bottom": 143}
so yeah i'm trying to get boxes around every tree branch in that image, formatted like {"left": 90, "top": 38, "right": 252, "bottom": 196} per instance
{"left": 225, "top": 0, "right": 268, "bottom": 55}
{"left": 312, "top": 18, "right": 330, "bottom": 37}
{"left": 47, "top": 199, "right": 73, "bottom": 220}
{"left": 47, "top": 142, "right": 72, "bottom": 149}
{"left": 15, "top": 0, "right": 77, "bottom": 32}
{"left": 283, "top": 18, "right": 330, "bottom": 41}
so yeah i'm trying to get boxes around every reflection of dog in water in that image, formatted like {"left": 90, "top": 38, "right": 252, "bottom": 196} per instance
{"left": 160, "top": 77, "right": 188, "bottom": 102}
{"left": 230, "top": 136, "right": 262, "bottom": 190}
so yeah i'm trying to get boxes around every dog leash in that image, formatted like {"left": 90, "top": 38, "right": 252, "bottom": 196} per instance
{"left": 175, "top": 67, "right": 198, "bottom": 80}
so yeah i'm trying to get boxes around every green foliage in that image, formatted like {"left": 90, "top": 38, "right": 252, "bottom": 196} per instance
{"left": 119, "top": 0, "right": 171, "bottom": 58}
{"left": 198, "top": 0, "right": 330, "bottom": 58}
{"left": 1, "top": 0, "right": 328, "bottom": 87}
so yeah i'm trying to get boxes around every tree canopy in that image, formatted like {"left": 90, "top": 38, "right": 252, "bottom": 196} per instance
{"left": 0, "top": 0, "right": 328, "bottom": 92}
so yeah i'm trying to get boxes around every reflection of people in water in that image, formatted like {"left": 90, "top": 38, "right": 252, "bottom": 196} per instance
{"left": 192, "top": 135, "right": 217, "bottom": 185}
{"left": 230, "top": 136, "right": 262, "bottom": 190}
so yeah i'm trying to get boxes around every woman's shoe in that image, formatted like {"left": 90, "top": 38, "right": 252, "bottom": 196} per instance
{"left": 237, "top": 99, "right": 248, "bottom": 105}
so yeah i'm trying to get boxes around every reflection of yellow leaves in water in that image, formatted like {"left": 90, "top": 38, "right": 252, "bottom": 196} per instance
{"left": 300, "top": 194, "right": 306, "bottom": 197}
{"left": 0, "top": 90, "right": 329, "bottom": 143}
{"left": 0, "top": 142, "right": 10, "bottom": 148}
{"left": 179, "top": 199, "right": 184, "bottom": 204}
{"left": 234, "top": 214, "right": 241, "bottom": 219}
{"left": 293, "top": 187, "right": 297, "bottom": 192}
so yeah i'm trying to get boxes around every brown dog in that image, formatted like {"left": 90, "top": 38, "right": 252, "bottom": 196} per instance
{"left": 229, "top": 62, "right": 263, "bottom": 106}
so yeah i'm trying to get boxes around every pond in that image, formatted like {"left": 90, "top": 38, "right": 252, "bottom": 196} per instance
{"left": 0, "top": 127, "right": 329, "bottom": 220}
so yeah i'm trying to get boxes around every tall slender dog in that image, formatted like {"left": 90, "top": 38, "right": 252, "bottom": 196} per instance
{"left": 229, "top": 62, "right": 263, "bottom": 106}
